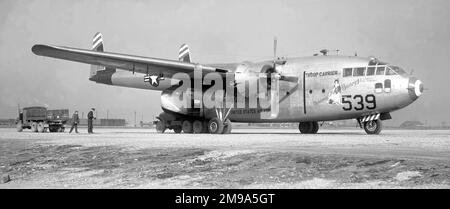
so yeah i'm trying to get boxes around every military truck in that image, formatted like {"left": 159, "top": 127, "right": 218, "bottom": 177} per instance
{"left": 16, "top": 106, "right": 69, "bottom": 133}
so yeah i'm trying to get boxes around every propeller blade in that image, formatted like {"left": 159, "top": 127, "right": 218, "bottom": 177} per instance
{"left": 273, "top": 37, "right": 277, "bottom": 60}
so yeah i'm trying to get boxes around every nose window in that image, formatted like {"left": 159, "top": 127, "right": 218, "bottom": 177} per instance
{"left": 375, "top": 83, "right": 383, "bottom": 93}
{"left": 384, "top": 79, "right": 391, "bottom": 92}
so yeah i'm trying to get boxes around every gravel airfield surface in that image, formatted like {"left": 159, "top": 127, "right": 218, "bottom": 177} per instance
{"left": 0, "top": 128, "right": 449, "bottom": 188}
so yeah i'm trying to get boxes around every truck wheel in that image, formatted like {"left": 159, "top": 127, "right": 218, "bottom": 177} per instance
{"left": 192, "top": 120, "right": 204, "bottom": 133}
{"left": 182, "top": 120, "right": 193, "bottom": 133}
{"left": 37, "top": 122, "right": 45, "bottom": 133}
{"left": 208, "top": 118, "right": 224, "bottom": 134}
{"left": 173, "top": 126, "right": 182, "bottom": 133}
{"left": 59, "top": 127, "right": 65, "bottom": 132}
{"left": 16, "top": 122, "right": 23, "bottom": 132}
{"left": 31, "top": 122, "right": 38, "bottom": 132}
{"left": 222, "top": 119, "right": 232, "bottom": 134}
{"left": 364, "top": 120, "right": 382, "bottom": 135}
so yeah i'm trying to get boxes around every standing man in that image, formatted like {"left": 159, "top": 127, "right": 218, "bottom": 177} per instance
{"left": 69, "top": 111, "right": 79, "bottom": 133}
{"left": 87, "top": 108, "right": 96, "bottom": 134}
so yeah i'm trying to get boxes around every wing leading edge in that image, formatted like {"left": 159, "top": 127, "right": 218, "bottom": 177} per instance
{"left": 31, "top": 44, "right": 224, "bottom": 76}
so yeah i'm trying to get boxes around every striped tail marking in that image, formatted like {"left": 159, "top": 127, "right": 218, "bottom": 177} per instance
{"left": 178, "top": 44, "right": 191, "bottom": 62}
{"left": 92, "top": 32, "right": 104, "bottom": 51}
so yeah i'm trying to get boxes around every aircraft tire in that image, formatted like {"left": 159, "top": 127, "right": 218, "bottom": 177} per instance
{"left": 222, "top": 119, "right": 232, "bottom": 134}
{"left": 37, "top": 122, "right": 45, "bottom": 133}
{"left": 182, "top": 120, "right": 193, "bottom": 133}
{"left": 173, "top": 126, "right": 182, "bottom": 133}
{"left": 298, "top": 122, "right": 313, "bottom": 134}
{"left": 192, "top": 120, "right": 204, "bottom": 133}
{"left": 16, "top": 122, "right": 23, "bottom": 132}
{"left": 202, "top": 121, "right": 209, "bottom": 133}
{"left": 155, "top": 119, "right": 166, "bottom": 133}
{"left": 31, "top": 122, "right": 38, "bottom": 132}
{"left": 311, "top": 122, "right": 319, "bottom": 134}
{"left": 364, "top": 120, "right": 382, "bottom": 135}
{"left": 208, "top": 118, "right": 224, "bottom": 134}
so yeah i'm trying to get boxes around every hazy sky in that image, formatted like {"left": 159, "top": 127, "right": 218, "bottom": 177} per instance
{"left": 0, "top": 0, "right": 449, "bottom": 125}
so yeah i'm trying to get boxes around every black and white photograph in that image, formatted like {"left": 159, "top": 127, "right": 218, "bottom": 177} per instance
{"left": 0, "top": 0, "right": 449, "bottom": 199}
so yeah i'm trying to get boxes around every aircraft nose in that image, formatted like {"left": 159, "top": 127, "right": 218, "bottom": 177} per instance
{"left": 407, "top": 77, "right": 423, "bottom": 100}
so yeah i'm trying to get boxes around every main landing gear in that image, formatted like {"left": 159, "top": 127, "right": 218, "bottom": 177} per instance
{"left": 298, "top": 119, "right": 383, "bottom": 135}
{"left": 154, "top": 112, "right": 232, "bottom": 134}
{"left": 298, "top": 122, "right": 319, "bottom": 134}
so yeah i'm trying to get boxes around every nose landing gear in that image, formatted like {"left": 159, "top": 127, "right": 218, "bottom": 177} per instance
{"left": 363, "top": 119, "right": 382, "bottom": 135}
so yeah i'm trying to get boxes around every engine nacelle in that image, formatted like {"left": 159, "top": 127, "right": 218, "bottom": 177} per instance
{"left": 234, "top": 61, "right": 275, "bottom": 97}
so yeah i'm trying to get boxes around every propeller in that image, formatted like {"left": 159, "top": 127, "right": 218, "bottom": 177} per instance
{"left": 270, "top": 37, "right": 298, "bottom": 83}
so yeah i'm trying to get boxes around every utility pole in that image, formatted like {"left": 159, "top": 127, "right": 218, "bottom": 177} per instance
{"left": 134, "top": 111, "right": 136, "bottom": 127}
{"left": 107, "top": 109, "right": 109, "bottom": 120}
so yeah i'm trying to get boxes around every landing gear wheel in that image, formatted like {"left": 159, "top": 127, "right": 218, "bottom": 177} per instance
{"left": 208, "top": 117, "right": 224, "bottom": 134}
{"left": 298, "top": 122, "right": 313, "bottom": 134}
{"left": 182, "top": 120, "right": 193, "bottom": 133}
{"left": 202, "top": 121, "right": 209, "bottom": 133}
{"left": 192, "top": 120, "right": 204, "bottom": 133}
{"left": 37, "top": 122, "right": 45, "bottom": 133}
{"left": 156, "top": 119, "right": 166, "bottom": 133}
{"left": 16, "top": 122, "right": 23, "bottom": 132}
{"left": 173, "top": 126, "right": 182, "bottom": 133}
{"left": 311, "top": 122, "right": 319, "bottom": 134}
{"left": 31, "top": 122, "right": 38, "bottom": 132}
{"left": 222, "top": 119, "right": 232, "bottom": 134}
{"left": 364, "top": 119, "right": 382, "bottom": 135}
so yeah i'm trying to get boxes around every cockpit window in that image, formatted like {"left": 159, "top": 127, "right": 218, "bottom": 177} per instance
{"left": 343, "top": 68, "right": 352, "bottom": 77}
{"left": 386, "top": 68, "right": 397, "bottom": 75}
{"left": 353, "top": 67, "right": 365, "bottom": 76}
{"left": 376, "top": 66, "right": 385, "bottom": 75}
{"left": 367, "top": 67, "right": 376, "bottom": 76}
{"left": 388, "top": 66, "right": 407, "bottom": 75}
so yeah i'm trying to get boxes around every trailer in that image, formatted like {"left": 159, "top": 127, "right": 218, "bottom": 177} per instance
{"left": 16, "top": 106, "right": 69, "bottom": 133}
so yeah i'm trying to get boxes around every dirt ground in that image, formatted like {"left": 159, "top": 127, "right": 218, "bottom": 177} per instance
{"left": 0, "top": 128, "right": 449, "bottom": 188}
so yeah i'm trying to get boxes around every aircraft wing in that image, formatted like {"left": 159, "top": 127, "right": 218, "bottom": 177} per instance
{"left": 32, "top": 44, "right": 227, "bottom": 75}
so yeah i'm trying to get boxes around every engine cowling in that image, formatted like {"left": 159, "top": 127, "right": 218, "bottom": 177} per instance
{"left": 234, "top": 62, "right": 275, "bottom": 97}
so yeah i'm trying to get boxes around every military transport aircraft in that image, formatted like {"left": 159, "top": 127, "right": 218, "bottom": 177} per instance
{"left": 32, "top": 33, "right": 423, "bottom": 135}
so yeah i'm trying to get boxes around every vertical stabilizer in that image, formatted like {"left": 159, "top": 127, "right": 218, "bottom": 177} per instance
{"left": 89, "top": 32, "right": 115, "bottom": 84}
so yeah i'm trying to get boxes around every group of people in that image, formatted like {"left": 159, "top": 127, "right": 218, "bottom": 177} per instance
{"left": 68, "top": 108, "right": 96, "bottom": 134}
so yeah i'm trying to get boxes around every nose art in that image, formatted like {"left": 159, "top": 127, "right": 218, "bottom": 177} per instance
{"left": 408, "top": 77, "right": 423, "bottom": 100}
